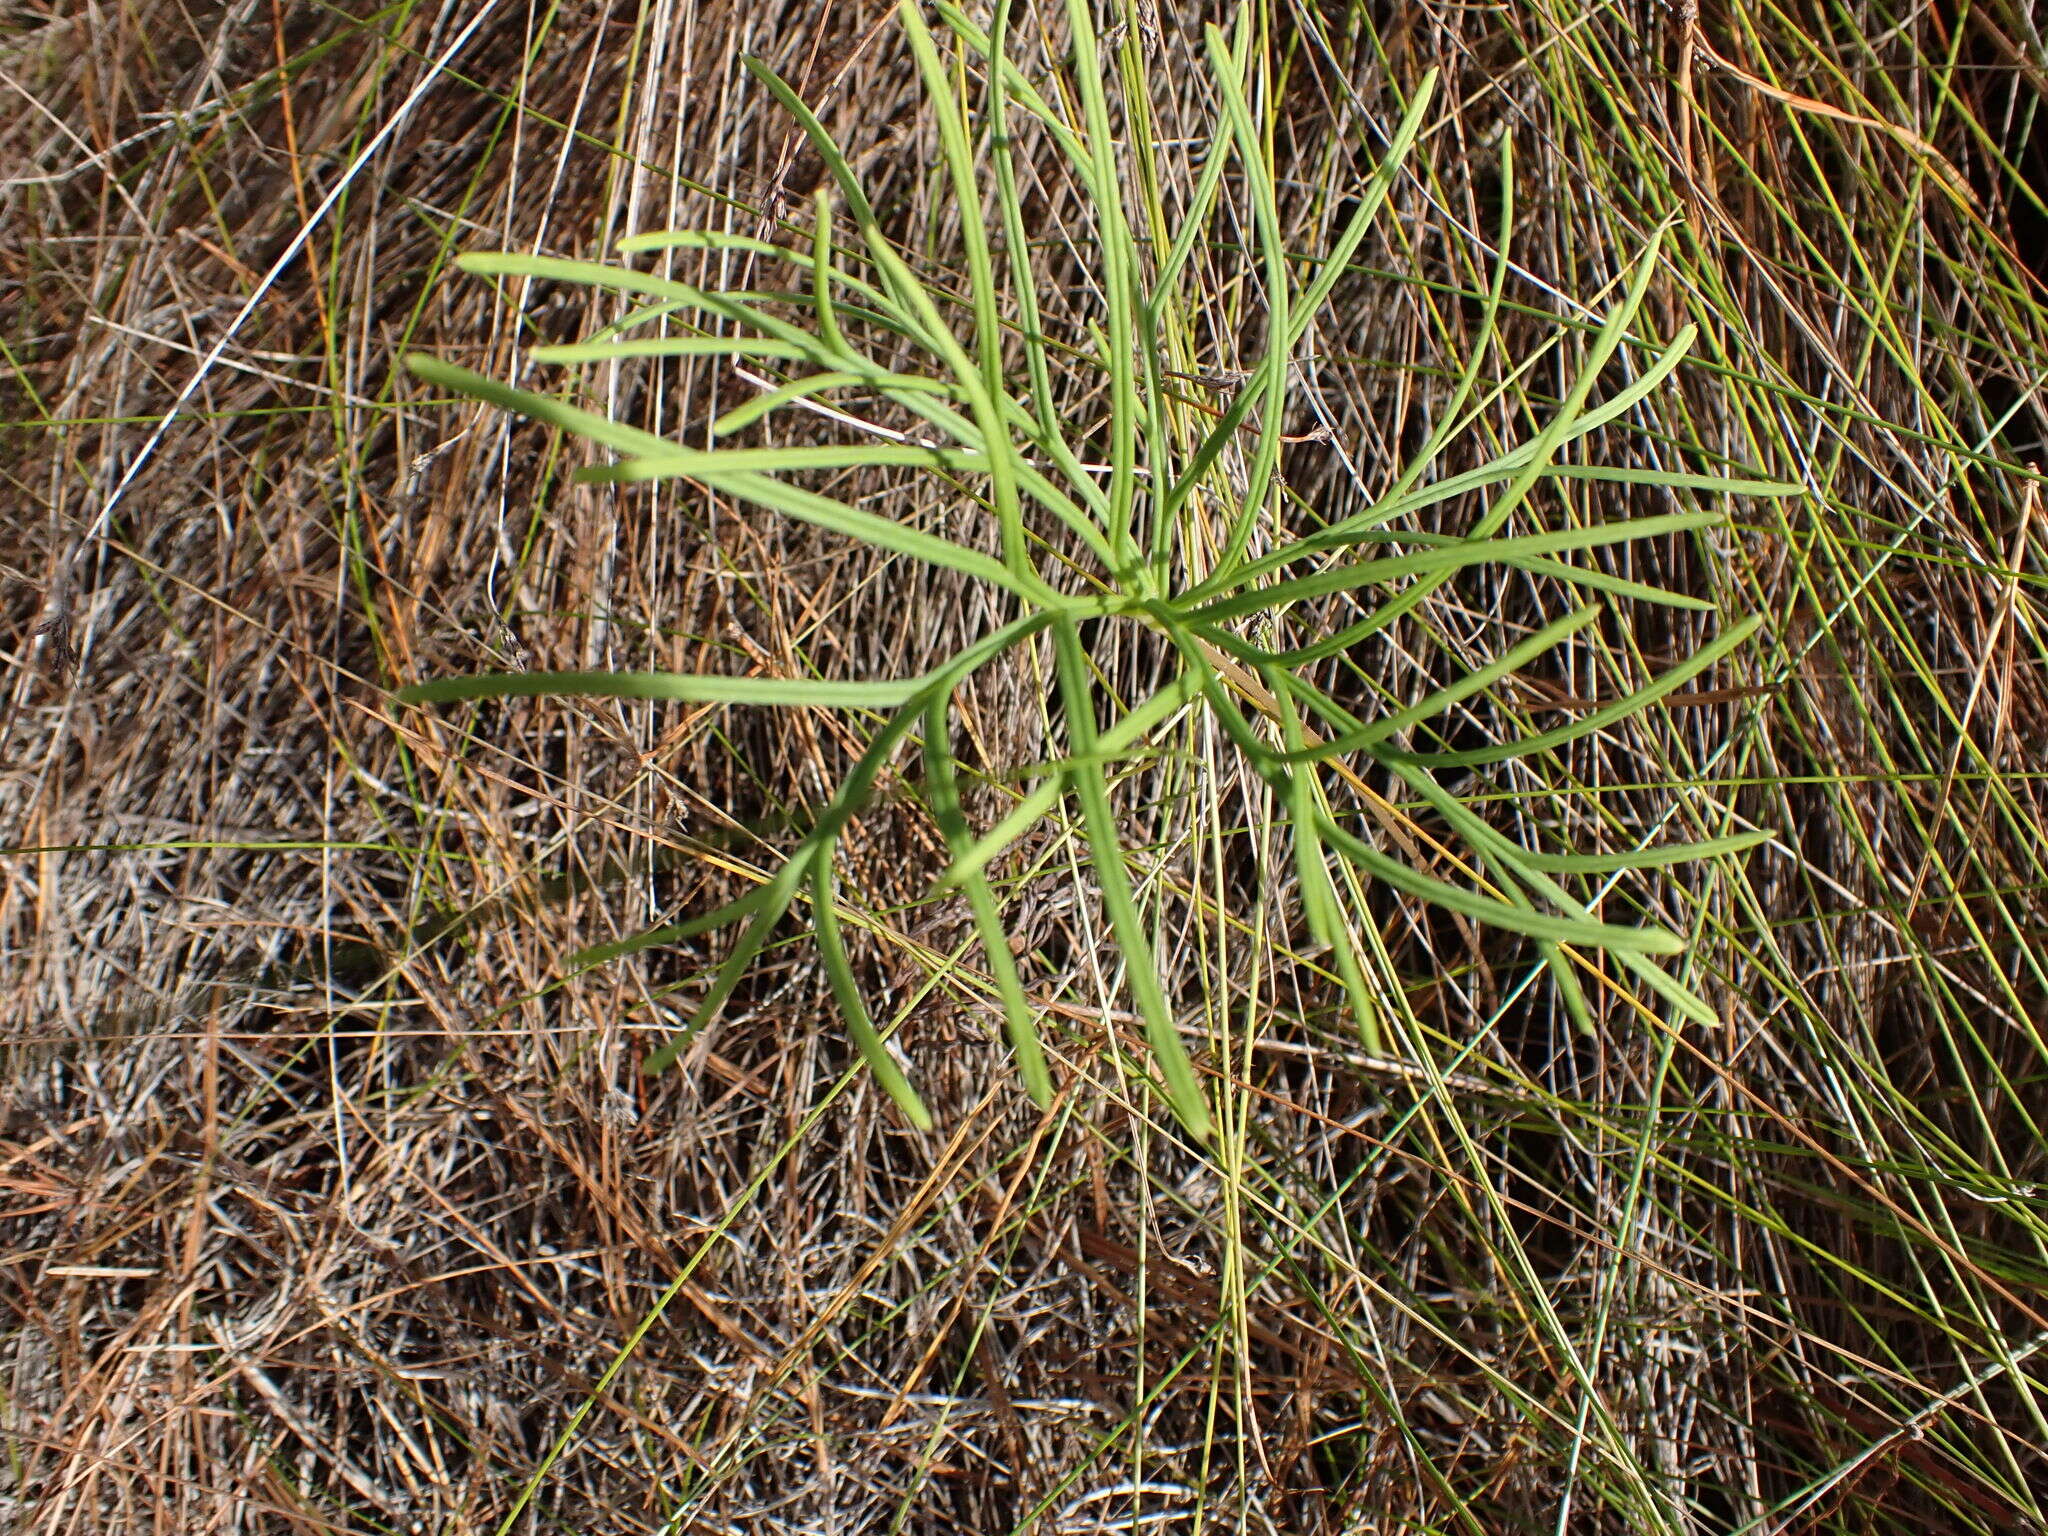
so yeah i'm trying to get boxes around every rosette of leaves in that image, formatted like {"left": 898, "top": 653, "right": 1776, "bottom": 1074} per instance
{"left": 399, "top": 2, "right": 1794, "bottom": 1140}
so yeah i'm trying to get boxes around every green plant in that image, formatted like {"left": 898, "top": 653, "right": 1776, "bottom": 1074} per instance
{"left": 398, "top": 0, "right": 1796, "bottom": 1140}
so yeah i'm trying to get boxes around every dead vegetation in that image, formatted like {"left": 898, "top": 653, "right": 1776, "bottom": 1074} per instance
{"left": 4, "top": 1, "right": 2048, "bottom": 1532}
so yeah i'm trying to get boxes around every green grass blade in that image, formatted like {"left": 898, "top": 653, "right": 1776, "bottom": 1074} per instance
{"left": 937, "top": 670, "right": 1206, "bottom": 889}
{"left": 748, "top": 55, "right": 1045, "bottom": 589}
{"left": 921, "top": 693, "right": 1052, "bottom": 1106}
{"left": 1268, "top": 605, "right": 1605, "bottom": 765}
{"left": 394, "top": 670, "right": 928, "bottom": 709}
{"left": 1268, "top": 679, "right": 1384, "bottom": 1055}
{"left": 1060, "top": 0, "right": 1145, "bottom": 574}
{"left": 570, "top": 443, "right": 995, "bottom": 477}
{"left": 1376, "top": 753, "right": 1722, "bottom": 1028}
{"left": 528, "top": 336, "right": 812, "bottom": 364}
{"left": 812, "top": 852, "right": 934, "bottom": 1131}
{"left": 1394, "top": 614, "right": 1766, "bottom": 768}
{"left": 563, "top": 885, "right": 777, "bottom": 977}
{"left": 406, "top": 354, "right": 680, "bottom": 458}
{"left": 1314, "top": 813, "right": 1685, "bottom": 954}
{"left": 1182, "top": 512, "right": 1726, "bottom": 627}
{"left": 642, "top": 610, "right": 1058, "bottom": 1076}
{"left": 1051, "top": 618, "right": 1212, "bottom": 1139}
{"left": 672, "top": 469, "right": 1031, "bottom": 596}
{"left": 1515, "top": 828, "right": 1778, "bottom": 874}
{"left": 1201, "top": 21, "right": 1293, "bottom": 580}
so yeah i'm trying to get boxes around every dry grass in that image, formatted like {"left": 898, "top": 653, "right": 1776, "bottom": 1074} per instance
{"left": 4, "top": 0, "right": 2047, "bottom": 1532}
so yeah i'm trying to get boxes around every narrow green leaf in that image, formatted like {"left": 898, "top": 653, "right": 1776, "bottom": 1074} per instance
{"left": 930, "top": 3, "right": 1092, "bottom": 166}
{"left": 1269, "top": 678, "right": 1384, "bottom": 1055}
{"left": 456, "top": 251, "right": 809, "bottom": 345}
{"left": 528, "top": 337, "right": 811, "bottom": 364}
{"left": 1183, "top": 325, "right": 1743, "bottom": 606}
{"left": 641, "top": 841, "right": 823, "bottom": 1077}
{"left": 938, "top": 670, "right": 1205, "bottom": 889}
{"left": 643, "top": 609, "right": 1057, "bottom": 1077}
{"left": 1241, "top": 560, "right": 1708, "bottom": 673}
{"left": 1284, "top": 688, "right": 1607, "bottom": 1034}
{"left": 617, "top": 229, "right": 791, "bottom": 257}
{"left": 923, "top": 693, "right": 1053, "bottom": 1106}
{"left": 1268, "top": 605, "right": 1604, "bottom": 765}
{"left": 809, "top": 187, "right": 852, "bottom": 361}
{"left": 406, "top": 354, "right": 677, "bottom": 458}
{"left": 1052, "top": 619, "right": 1213, "bottom": 1138}
{"left": 564, "top": 886, "right": 775, "bottom": 977}
{"left": 1062, "top": 0, "right": 1145, "bottom": 573}
{"left": 1546, "top": 465, "right": 1803, "bottom": 496}
{"left": 394, "top": 670, "right": 927, "bottom": 709}
{"left": 671, "top": 467, "right": 1033, "bottom": 597}
{"left": 569, "top": 442, "right": 995, "bottom": 477}
{"left": 741, "top": 60, "right": 975, "bottom": 372}
{"left": 1183, "top": 512, "right": 1725, "bottom": 627}
{"left": 1164, "top": 62, "right": 1438, "bottom": 537}
{"left": 1393, "top": 615, "right": 1765, "bottom": 768}
{"left": 1376, "top": 753, "right": 1722, "bottom": 1027}
{"left": 1515, "top": 827, "right": 1777, "bottom": 873}
{"left": 1315, "top": 813, "right": 1687, "bottom": 954}
{"left": 1201, "top": 22, "right": 1294, "bottom": 580}
{"left": 412, "top": 346, "right": 1033, "bottom": 596}
{"left": 813, "top": 854, "right": 934, "bottom": 1131}
{"left": 739, "top": 59, "right": 880, "bottom": 228}
{"left": 1283, "top": 68, "right": 1439, "bottom": 349}
{"left": 713, "top": 371, "right": 891, "bottom": 437}
{"left": 454, "top": 249, "right": 925, "bottom": 380}
{"left": 747, "top": 52, "right": 1047, "bottom": 595}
